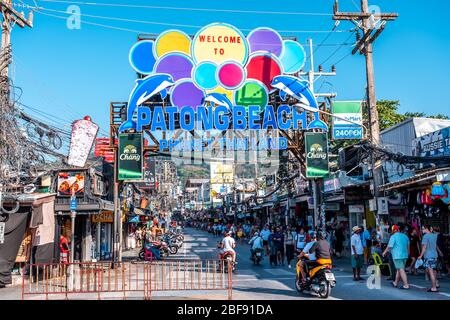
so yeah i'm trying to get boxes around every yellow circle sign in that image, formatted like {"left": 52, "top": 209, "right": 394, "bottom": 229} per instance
{"left": 155, "top": 30, "right": 191, "bottom": 57}
{"left": 192, "top": 23, "right": 249, "bottom": 65}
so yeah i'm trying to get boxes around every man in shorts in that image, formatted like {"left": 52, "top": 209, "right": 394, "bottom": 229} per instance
{"left": 383, "top": 224, "right": 410, "bottom": 289}
{"left": 418, "top": 225, "right": 443, "bottom": 292}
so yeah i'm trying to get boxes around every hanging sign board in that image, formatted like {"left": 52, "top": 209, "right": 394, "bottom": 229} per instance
{"left": 332, "top": 101, "right": 363, "bottom": 140}
{"left": 118, "top": 133, "right": 143, "bottom": 181}
{"left": 305, "top": 132, "right": 329, "bottom": 178}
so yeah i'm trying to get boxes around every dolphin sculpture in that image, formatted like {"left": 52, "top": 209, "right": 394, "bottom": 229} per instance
{"left": 271, "top": 75, "right": 318, "bottom": 108}
{"left": 119, "top": 73, "right": 175, "bottom": 132}
{"left": 271, "top": 75, "right": 328, "bottom": 131}
{"left": 202, "top": 93, "right": 233, "bottom": 111}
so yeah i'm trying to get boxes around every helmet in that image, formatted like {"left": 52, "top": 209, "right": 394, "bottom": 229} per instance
{"left": 309, "top": 231, "right": 317, "bottom": 239}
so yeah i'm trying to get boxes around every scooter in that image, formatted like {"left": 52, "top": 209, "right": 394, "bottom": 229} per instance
{"left": 251, "top": 248, "right": 264, "bottom": 265}
{"left": 139, "top": 243, "right": 162, "bottom": 260}
{"left": 217, "top": 243, "right": 236, "bottom": 273}
{"left": 295, "top": 257, "right": 336, "bottom": 299}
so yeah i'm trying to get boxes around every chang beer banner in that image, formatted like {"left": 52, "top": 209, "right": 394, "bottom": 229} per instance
{"left": 332, "top": 101, "right": 363, "bottom": 140}
{"left": 305, "top": 132, "right": 329, "bottom": 178}
{"left": 118, "top": 133, "right": 143, "bottom": 181}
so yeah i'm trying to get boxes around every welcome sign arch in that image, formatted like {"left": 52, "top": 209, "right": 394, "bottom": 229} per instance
{"left": 113, "top": 23, "right": 329, "bottom": 174}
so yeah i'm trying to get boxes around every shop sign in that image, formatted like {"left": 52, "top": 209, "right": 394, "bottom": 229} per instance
{"left": 307, "top": 196, "right": 315, "bottom": 209}
{"left": 94, "top": 138, "right": 115, "bottom": 163}
{"left": 118, "top": 133, "right": 143, "bottom": 181}
{"left": 121, "top": 23, "right": 328, "bottom": 155}
{"left": 325, "top": 203, "right": 340, "bottom": 211}
{"left": 413, "top": 126, "right": 450, "bottom": 157}
{"left": 305, "top": 132, "right": 329, "bottom": 178}
{"left": 349, "top": 204, "right": 364, "bottom": 213}
{"left": 57, "top": 172, "right": 85, "bottom": 197}
{"left": 136, "top": 157, "right": 156, "bottom": 190}
{"left": 324, "top": 177, "right": 341, "bottom": 193}
{"left": 92, "top": 211, "right": 114, "bottom": 223}
{"left": 344, "top": 185, "right": 372, "bottom": 203}
{"left": 332, "top": 101, "right": 363, "bottom": 140}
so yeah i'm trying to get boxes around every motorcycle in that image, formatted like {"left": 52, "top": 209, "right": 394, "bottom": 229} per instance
{"left": 251, "top": 248, "right": 263, "bottom": 265}
{"left": 139, "top": 243, "right": 162, "bottom": 260}
{"left": 217, "top": 243, "right": 235, "bottom": 273}
{"left": 295, "top": 257, "right": 336, "bottom": 299}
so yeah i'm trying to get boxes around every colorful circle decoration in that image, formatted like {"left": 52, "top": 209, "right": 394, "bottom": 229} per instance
{"left": 192, "top": 23, "right": 249, "bottom": 65}
{"left": 170, "top": 80, "right": 205, "bottom": 110}
{"left": 217, "top": 61, "right": 246, "bottom": 90}
{"left": 154, "top": 29, "right": 191, "bottom": 58}
{"left": 234, "top": 80, "right": 268, "bottom": 111}
{"left": 247, "top": 27, "right": 283, "bottom": 57}
{"left": 246, "top": 53, "right": 283, "bottom": 90}
{"left": 129, "top": 40, "right": 157, "bottom": 75}
{"left": 154, "top": 53, "right": 194, "bottom": 82}
{"left": 280, "top": 40, "right": 306, "bottom": 74}
{"left": 192, "top": 62, "right": 218, "bottom": 90}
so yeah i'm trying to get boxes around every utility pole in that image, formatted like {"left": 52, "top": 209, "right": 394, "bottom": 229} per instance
{"left": 333, "top": 0, "right": 398, "bottom": 219}
{"left": 299, "top": 38, "right": 336, "bottom": 230}
{"left": 1, "top": 0, "right": 33, "bottom": 78}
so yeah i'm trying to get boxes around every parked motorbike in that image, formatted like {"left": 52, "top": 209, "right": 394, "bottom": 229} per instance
{"left": 251, "top": 248, "right": 263, "bottom": 265}
{"left": 295, "top": 257, "right": 336, "bottom": 298}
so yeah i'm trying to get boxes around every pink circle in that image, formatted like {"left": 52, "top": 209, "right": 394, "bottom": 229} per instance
{"left": 217, "top": 62, "right": 244, "bottom": 89}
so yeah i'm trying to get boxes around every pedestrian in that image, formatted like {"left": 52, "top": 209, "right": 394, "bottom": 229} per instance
{"left": 382, "top": 224, "right": 410, "bottom": 289}
{"left": 362, "top": 226, "right": 372, "bottom": 265}
{"left": 418, "top": 225, "right": 442, "bottom": 292}
{"left": 408, "top": 227, "right": 421, "bottom": 276}
{"left": 237, "top": 227, "right": 245, "bottom": 244}
{"left": 434, "top": 226, "right": 448, "bottom": 276}
{"left": 294, "top": 227, "right": 307, "bottom": 255}
{"left": 284, "top": 226, "right": 296, "bottom": 268}
{"left": 268, "top": 227, "right": 278, "bottom": 267}
{"left": 260, "top": 225, "right": 272, "bottom": 256}
{"left": 59, "top": 234, "right": 70, "bottom": 264}
{"left": 334, "top": 222, "right": 345, "bottom": 259}
{"left": 273, "top": 227, "right": 285, "bottom": 266}
{"left": 351, "top": 226, "right": 364, "bottom": 281}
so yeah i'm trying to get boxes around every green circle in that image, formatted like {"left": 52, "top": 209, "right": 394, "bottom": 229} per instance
{"left": 234, "top": 80, "right": 268, "bottom": 111}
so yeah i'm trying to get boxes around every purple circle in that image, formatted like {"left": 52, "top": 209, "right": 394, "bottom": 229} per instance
{"left": 247, "top": 28, "right": 283, "bottom": 57}
{"left": 170, "top": 80, "right": 204, "bottom": 110}
{"left": 155, "top": 53, "right": 194, "bottom": 81}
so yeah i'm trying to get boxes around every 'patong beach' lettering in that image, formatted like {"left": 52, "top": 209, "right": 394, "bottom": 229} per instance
{"left": 135, "top": 105, "right": 309, "bottom": 131}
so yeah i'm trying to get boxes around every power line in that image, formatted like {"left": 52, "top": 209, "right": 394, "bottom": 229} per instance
{"left": 319, "top": 32, "right": 356, "bottom": 66}
{"left": 17, "top": 3, "right": 354, "bottom": 34}
{"left": 39, "top": 0, "right": 334, "bottom": 16}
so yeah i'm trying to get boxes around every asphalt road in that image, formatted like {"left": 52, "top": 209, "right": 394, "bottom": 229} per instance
{"left": 166, "top": 227, "right": 450, "bottom": 300}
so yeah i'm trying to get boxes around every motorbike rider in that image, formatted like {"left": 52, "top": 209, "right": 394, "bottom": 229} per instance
{"left": 219, "top": 231, "right": 237, "bottom": 264}
{"left": 248, "top": 232, "right": 264, "bottom": 258}
{"left": 298, "top": 231, "right": 332, "bottom": 283}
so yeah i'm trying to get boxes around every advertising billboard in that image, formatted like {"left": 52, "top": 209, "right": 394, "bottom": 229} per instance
{"left": 118, "top": 133, "right": 143, "bottom": 181}
{"left": 305, "top": 132, "right": 329, "bottom": 178}
{"left": 57, "top": 172, "right": 85, "bottom": 196}
{"left": 413, "top": 126, "right": 450, "bottom": 157}
{"left": 332, "top": 101, "right": 363, "bottom": 140}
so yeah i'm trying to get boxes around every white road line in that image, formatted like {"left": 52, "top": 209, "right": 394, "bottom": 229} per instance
{"left": 409, "top": 284, "right": 426, "bottom": 289}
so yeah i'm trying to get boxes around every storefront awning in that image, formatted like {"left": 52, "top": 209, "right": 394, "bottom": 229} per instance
{"left": 379, "top": 166, "right": 450, "bottom": 192}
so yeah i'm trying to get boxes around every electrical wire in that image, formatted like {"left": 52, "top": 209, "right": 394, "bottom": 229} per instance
{"left": 17, "top": 3, "right": 355, "bottom": 34}
{"left": 38, "top": 0, "right": 334, "bottom": 16}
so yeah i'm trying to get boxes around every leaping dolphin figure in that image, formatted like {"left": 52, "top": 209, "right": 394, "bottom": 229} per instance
{"left": 202, "top": 93, "right": 233, "bottom": 111}
{"left": 119, "top": 73, "right": 175, "bottom": 132}
{"left": 271, "top": 75, "right": 328, "bottom": 131}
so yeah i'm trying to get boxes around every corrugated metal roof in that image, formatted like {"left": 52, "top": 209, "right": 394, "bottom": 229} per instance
{"left": 381, "top": 118, "right": 450, "bottom": 155}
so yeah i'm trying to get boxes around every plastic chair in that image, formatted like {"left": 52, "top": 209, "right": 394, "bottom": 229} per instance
{"left": 372, "top": 253, "right": 392, "bottom": 277}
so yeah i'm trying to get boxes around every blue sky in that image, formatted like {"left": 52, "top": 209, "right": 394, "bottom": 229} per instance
{"left": 10, "top": 0, "right": 450, "bottom": 135}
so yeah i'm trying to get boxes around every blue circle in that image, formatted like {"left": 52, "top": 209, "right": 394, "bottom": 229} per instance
{"left": 129, "top": 40, "right": 157, "bottom": 75}
{"left": 280, "top": 40, "right": 306, "bottom": 74}
{"left": 192, "top": 61, "right": 218, "bottom": 90}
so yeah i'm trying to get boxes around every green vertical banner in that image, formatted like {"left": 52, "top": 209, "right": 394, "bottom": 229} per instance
{"left": 118, "top": 133, "right": 143, "bottom": 181}
{"left": 305, "top": 132, "right": 329, "bottom": 178}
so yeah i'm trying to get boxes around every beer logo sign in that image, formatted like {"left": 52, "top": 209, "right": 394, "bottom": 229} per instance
{"left": 118, "top": 133, "right": 143, "bottom": 181}
{"left": 307, "top": 143, "right": 327, "bottom": 160}
{"left": 305, "top": 133, "right": 329, "bottom": 178}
